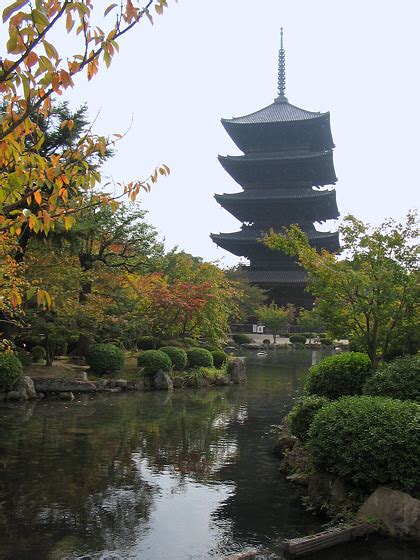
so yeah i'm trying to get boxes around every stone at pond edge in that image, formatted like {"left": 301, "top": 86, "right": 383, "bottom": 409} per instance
{"left": 154, "top": 370, "right": 173, "bottom": 391}
{"left": 172, "top": 376, "right": 185, "bottom": 388}
{"left": 126, "top": 380, "right": 144, "bottom": 391}
{"left": 32, "top": 378, "right": 97, "bottom": 394}
{"left": 356, "top": 487, "right": 420, "bottom": 539}
{"left": 15, "top": 376, "right": 37, "bottom": 399}
{"left": 215, "top": 375, "right": 229, "bottom": 386}
{"left": 227, "top": 357, "right": 246, "bottom": 384}
{"left": 279, "top": 442, "right": 310, "bottom": 475}
{"left": 306, "top": 473, "right": 350, "bottom": 512}
{"left": 273, "top": 434, "right": 297, "bottom": 458}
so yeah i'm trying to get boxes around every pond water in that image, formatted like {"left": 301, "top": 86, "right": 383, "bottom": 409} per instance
{"left": 0, "top": 349, "right": 417, "bottom": 559}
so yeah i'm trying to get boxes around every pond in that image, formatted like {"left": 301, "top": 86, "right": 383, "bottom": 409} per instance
{"left": 0, "top": 349, "right": 417, "bottom": 559}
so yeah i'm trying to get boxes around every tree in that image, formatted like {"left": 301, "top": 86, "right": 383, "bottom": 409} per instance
{"left": 256, "top": 302, "right": 294, "bottom": 344}
{"left": 297, "top": 308, "right": 324, "bottom": 343}
{"left": 224, "top": 266, "right": 267, "bottom": 321}
{"left": 264, "top": 213, "right": 419, "bottom": 368}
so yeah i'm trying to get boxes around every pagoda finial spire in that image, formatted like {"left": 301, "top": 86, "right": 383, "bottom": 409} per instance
{"left": 276, "top": 27, "right": 288, "bottom": 103}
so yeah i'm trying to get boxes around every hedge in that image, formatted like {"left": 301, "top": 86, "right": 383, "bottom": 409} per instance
{"left": 159, "top": 346, "right": 187, "bottom": 371}
{"left": 137, "top": 350, "right": 172, "bottom": 375}
{"left": 308, "top": 396, "right": 420, "bottom": 492}
{"left": 286, "top": 395, "right": 330, "bottom": 441}
{"left": 86, "top": 343, "right": 125, "bottom": 375}
{"left": 305, "top": 352, "right": 372, "bottom": 400}
{"left": 289, "top": 334, "right": 307, "bottom": 344}
{"left": 363, "top": 355, "right": 420, "bottom": 402}
{"left": 137, "top": 336, "right": 161, "bottom": 350}
{"left": 232, "top": 333, "right": 252, "bottom": 345}
{"left": 211, "top": 350, "right": 228, "bottom": 369}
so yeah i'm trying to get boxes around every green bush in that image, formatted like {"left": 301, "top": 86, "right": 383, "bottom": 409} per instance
{"left": 48, "top": 335, "right": 68, "bottom": 356}
{"left": 363, "top": 355, "right": 420, "bottom": 402}
{"left": 211, "top": 350, "right": 228, "bottom": 369}
{"left": 160, "top": 346, "right": 187, "bottom": 371}
{"left": 187, "top": 347, "right": 214, "bottom": 368}
{"left": 289, "top": 334, "right": 307, "bottom": 344}
{"left": 232, "top": 333, "right": 252, "bottom": 345}
{"left": 262, "top": 339, "right": 271, "bottom": 346}
{"left": 86, "top": 343, "right": 125, "bottom": 375}
{"left": 286, "top": 395, "right": 330, "bottom": 441}
{"left": 320, "top": 337, "right": 333, "bottom": 346}
{"left": 137, "top": 350, "right": 172, "bottom": 375}
{"left": 15, "top": 334, "right": 43, "bottom": 351}
{"left": 30, "top": 345, "right": 46, "bottom": 363}
{"left": 137, "top": 336, "right": 161, "bottom": 350}
{"left": 293, "top": 342, "right": 305, "bottom": 350}
{"left": 200, "top": 343, "right": 220, "bottom": 352}
{"left": 318, "top": 333, "right": 328, "bottom": 339}
{"left": 305, "top": 352, "right": 372, "bottom": 400}
{"left": 182, "top": 337, "right": 198, "bottom": 347}
{"left": 308, "top": 396, "right": 420, "bottom": 492}
{"left": 0, "top": 353, "right": 22, "bottom": 392}
{"left": 16, "top": 350, "right": 32, "bottom": 367}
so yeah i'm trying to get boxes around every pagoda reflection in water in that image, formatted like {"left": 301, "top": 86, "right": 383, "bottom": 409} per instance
{"left": 211, "top": 29, "right": 340, "bottom": 309}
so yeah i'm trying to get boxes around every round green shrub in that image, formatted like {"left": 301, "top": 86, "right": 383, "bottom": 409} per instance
{"left": 137, "top": 350, "right": 172, "bottom": 375}
{"left": 363, "top": 355, "right": 420, "bottom": 402}
{"left": 232, "top": 333, "right": 252, "bottom": 345}
{"left": 0, "top": 353, "right": 22, "bottom": 392}
{"left": 289, "top": 334, "right": 307, "bottom": 344}
{"left": 320, "top": 337, "right": 333, "bottom": 346}
{"left": 30, "top": 345, "right": 46, "bottom": 363}
{"left": 211, "top": 350, "right": 228, "bottom": 369}
{"left": 137, "top": 336, "right": 161, "bottom": 350}
{"left": 305, "top": 352, "right": 372, "bottom": 400}
{"left": 86, "top": 343, "right": 125, "bottom": 375}
{"left": 187, "top": 347, "right": 214, "bottom": 368}
{"left": 262, "top": 339, "right": 271, "bottom": 346}
{"left": 160, "top": 346, "right": 187, "bottom": 371}
{"left": 16, "top": 350, "right": 32, "bottom": 367}
{"left": 308, "top": 396, "right": 420, "bottom": 492}
{"left": 200, "top": 343, "right": 220, "bottom": 352}
{"left": 293, "top": 342, "right": 305, "bottom": 350}
{"left": 318, "top": 333, "right": 328, "bottom": 339}
{"left": 286, "top": 395, "right": 330, "bottom": 441}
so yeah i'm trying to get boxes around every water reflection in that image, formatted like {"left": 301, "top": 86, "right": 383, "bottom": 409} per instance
{"left": 0, "top": 350, "right": 417, "bottom": 559}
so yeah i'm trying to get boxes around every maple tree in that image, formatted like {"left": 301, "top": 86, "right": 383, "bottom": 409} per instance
{"left": 264, "top": 213, "right": 419, "bottom": 367}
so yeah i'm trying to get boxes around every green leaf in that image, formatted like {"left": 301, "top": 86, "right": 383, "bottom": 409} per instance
{"left": 104, "top": 3, "right": 117, "bottom": 17}
{"left": 2, "top": 0, "right": 29, "bottom": 23}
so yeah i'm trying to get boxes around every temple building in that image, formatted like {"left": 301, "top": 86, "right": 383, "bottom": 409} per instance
{"left": 211, "top": 29, "right": 340, "bottom": 309}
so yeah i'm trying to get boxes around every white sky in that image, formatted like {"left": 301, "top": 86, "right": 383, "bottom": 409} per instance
{"left": 64, "top": 0, "right": 420, "bottom": 266}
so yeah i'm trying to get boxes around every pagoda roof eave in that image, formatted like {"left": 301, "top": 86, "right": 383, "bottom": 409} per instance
{"left": 214, "top": 187, "right": 337, "bottom": 202}
{"left": 218, "top": 149, "right": 333, "bottom": 164}
{"left": 221, "top": 101, "right": 329, "bottom": 125}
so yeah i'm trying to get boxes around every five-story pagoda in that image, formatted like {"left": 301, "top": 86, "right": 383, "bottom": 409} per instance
{"left": 211, "top": 30, "right": 340, "bottom": 308}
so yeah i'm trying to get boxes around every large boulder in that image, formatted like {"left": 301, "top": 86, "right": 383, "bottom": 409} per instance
{"left": 32, "top": 378, "right": 97, "bottom": 394}
{"left": 154, "top": 370, "right": 173, "bottom": 391}
{"left": 14, "top": 376, "right": 37, "bottom": 399}
{"left": 356, "top": 487, "right": 420, "bottom": 539}
{"left": 227, "top": 357, "right": 246, "bottom": 384}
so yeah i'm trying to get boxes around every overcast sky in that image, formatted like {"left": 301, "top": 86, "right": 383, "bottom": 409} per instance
{"left": 65, "top": 0, "right": 420, "bottom": 267}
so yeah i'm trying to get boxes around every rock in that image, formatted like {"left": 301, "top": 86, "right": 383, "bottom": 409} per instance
{"left": 114, "top": 379, "right": 128, "bottom": 389}
{"left": 172, "top": 376, "right": 185, "bottom": 388}
{"left": 32, "top": 378, "right": 97, "bottom": 394}
{"left": 356, "top": 487, "right": 420, "bottom": 539}
{"left": 225, "top": 551, "right": 257, "bottom": 560}
{"left": 6, "top": 389, "right": 27, "bottom": 401}
{"left": 196, "top": 376, "right": 211, "bottom": 388}
{"left": 273, "top": 434, "right": 297, "bottom": 458}
{"left": 126, "top": 380, "right": 144, "bottom": 391}
{"left": 95, "top": 379, "right": 111, "bottom": 390}
{"left": 105, "top": 388, "right": 121, "bottom": 393}
{"left": 227, "top": 357, "right": 247, "bottom": 384}
{"left": 77, "top": 372, "right": 89, "bottom": 381}
{"left": 214, "top": 375, "right": 229, "bottom": 386}
{"left": 58, "top": 392, "right": 74, "bottom": 401}
{"left": 14, "top": 376, "right": 37, "bottom": 399}
{"left": 287, "top": 473, "right": 309, "bottom": 484}
{"left": 36, "top": 393, "right": 44, "bottom": 400}
{"left": 154, "top": 370, "right": 173, "bottom": 391}
{"left": 279, "top": 442, "right": 310, "bottom": 475}
{"left": 306, "top": 473, "right": 350, "bottom": 512}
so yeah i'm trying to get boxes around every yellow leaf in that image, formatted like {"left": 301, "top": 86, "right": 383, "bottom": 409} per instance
{"left": 2, "top": 0, "right": 29, "bottom": 23}
{"left": 34, "top": 190, "right": 42, "bottom": 204}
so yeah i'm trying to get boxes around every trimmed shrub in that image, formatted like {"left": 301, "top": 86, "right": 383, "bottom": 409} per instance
{"left": 137, "top": 336, "right": 161, "bottom": 350}
{"left": 232, "top": 333, "right": 252, "bottom": 345}
{"left": 262, "top": 339, "right": 271, "bottom": 346}
{"left": 86, "top": 343, "right": 125, "bottom": 375}
{"left": 363, "top": 355, "right": 420, "bottom": 402}
{"left": 211, "top": 350, "right": 228, "bottom": 369}
{"left": 182, "top": 337, "right": 199, "bottom": 347}
{"left": 200, "top": 343, "right": 220, "bottom": 352}
{"left": 16, "top": 350, "right": 32, "bottom": 367}
{"left": 187, "top": 347, "right": 214, "bottom": 368}
{"left": 286, "top": 395, "right": 330, "bottom": 442}
{"left": 318, "top": 333, "right": 328, "bottom": 339}
{"left": 293, "top": 342, "right": 305, "bottom": 350}
{"left": 289, "top": 334, "right": 307, "bottom": 344}
{"left": 305, "top": 352, "right": 372, "bottom": 400}
{"left": 30, "top": 345, "right": 46, "bottom": 363}
{"left": 308, "top": 396, "right": 420, "bottom": 492}
{"left": 0, "top": 353, "right": 22, "bottom": 392}
{"left": 137, "top": 350, "right": 172, "bottom": 375}
{"left": 320, "top": 337, "right": 333, "bottom": 346}
{"left": 160, "top": 346, "right": 188, "bottom": 371}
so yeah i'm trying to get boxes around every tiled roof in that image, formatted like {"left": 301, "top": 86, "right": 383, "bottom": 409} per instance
{"left": 245, "top": 269, "right": 307, "bottom": 284}
{"left": 222, "top": 101, "right": 325, "bottom": 124}
{"left": 211, "top": 228, "right": 338, "bottom": 242}
{"left": 215, "top": 188, "right": 336, "bottom": 201}
{"left": 219, "top": 149, "right": 332, "bottom": 163}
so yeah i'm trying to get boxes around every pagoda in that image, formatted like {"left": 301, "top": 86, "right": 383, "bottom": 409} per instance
{"left": 211, "top": 29, "right": 340, "bottom": 308}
